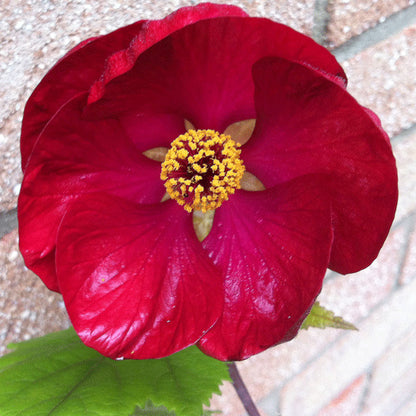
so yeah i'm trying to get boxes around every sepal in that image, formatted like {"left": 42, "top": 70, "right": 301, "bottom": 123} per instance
{"left": 301, "top": 301, "right": 358, "bottom": 331}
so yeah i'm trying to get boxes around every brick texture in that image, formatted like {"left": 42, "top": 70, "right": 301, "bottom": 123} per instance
{"left": 0, "top": 231, "right": 70, "bottom": 356}
{"left": 394, "top": 130, "right": 416, "bottom": 222}
{"left": 363, "top": 327, "right": 416, "bottom": 410}
{"left": 400, "top": 217, "right": 416, "bottom": 285}
{"left": 327, "top": 0, "right": 414, "bottom": 47}
{"left": 209, "top": 327, "right": 341, "bottom": 415}
{"left": 341, "top": 25, "right": 416, "bottom": 137}
{"left": 362, "top": 362, "right": 416, "bottom": 416}
{"left": 317, "top": 375, "right": 368, "bottom": 416}
{"left": 396, "top": 395, "right": 416, "bottom": 416}
{"left": 318, "top": 223, "right": 406, "bottom": 324}
{"left": 279, "top": 278, "right": 416, "bottom": 416}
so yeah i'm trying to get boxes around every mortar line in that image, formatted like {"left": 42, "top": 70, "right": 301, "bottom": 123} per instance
{"left": 333, "top": 4, "right": 416, "bottom": 62}
{"left": 312, "top": 0, "right": 330, "bottom": 46}
{"left": 356, "top": 370, "right": 373, "bottom": 414}
{"left": 395, "top": 215, "right": 416, "bottom": 288}
{"left": 0, "top": 207, "right": 18, "bottom": 239}
{"left": 391, "top": 122, "right": 416, "bottom": 144}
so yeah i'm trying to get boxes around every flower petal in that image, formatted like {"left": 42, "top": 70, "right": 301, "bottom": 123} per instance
{"left": 198, "top": 176, "right": 333, "bottom": 361}
{"left": 243, "top": 57, "right": 398, "bottom": 274}
{"left": 55, "top": 195, "right": 223, "bottom": 359}
{"left": 119, "top": 112, "right": 187, "bottom": 152}
{"left": 85, "top": 13, "right": 346, "bottom": 131}
{"left": 19, "top": 94, "right": 165, "bottom": 291}
{"left": 87, "top": 3, "right": 249, "bottom": 105}
{"left": 21, "top": 21, "right": 146, "bottom": 170}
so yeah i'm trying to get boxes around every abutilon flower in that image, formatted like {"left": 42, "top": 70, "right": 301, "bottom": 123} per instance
{"left": 18, "top": 3, "right": 398, "bottom": 361}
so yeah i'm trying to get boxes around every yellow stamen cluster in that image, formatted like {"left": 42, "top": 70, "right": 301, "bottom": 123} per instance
{"left": 160, "top": 129, "right": 245, "bottom": 213}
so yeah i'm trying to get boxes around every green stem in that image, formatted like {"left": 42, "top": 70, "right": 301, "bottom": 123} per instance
{"left": 228, "top": 362, "right": 261, "bottom": 416}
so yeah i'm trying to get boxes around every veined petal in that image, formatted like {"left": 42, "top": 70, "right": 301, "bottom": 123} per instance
{"left": 243, "top": 57, "right": 398, "bottom": 274}
{"left": 198, "top": 176, "right": 333, "bottom": 361}
{"left": 21, "top": 21, "right": 145, "bottom": 170}
{"left": 87, "top": 3, "right": 249, "bottom": 106}
{"left": 55, "top": 195, "right": 222, "bottom": 359}
{"left": 85, "top": 14, "right": 346, "bottom": 132}
{"left": 18, "top": 94, "right": 165, "bottom": 291}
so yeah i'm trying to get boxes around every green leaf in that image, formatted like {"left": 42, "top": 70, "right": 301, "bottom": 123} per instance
{"left": 130, "top": 400, "right": 176, "bottom": 415}
{"left": 0, "top": 328, "right": 229, "bottom": 416}
{"left": 130, "top": 402, "right": 220, "bottom": 416}
{"left": 301, "top": 302, "right": 358, "bottom": 331}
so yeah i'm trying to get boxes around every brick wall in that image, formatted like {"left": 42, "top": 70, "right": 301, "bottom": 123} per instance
{"left": 1, "top": 1, "right": 415, "bottom": 415}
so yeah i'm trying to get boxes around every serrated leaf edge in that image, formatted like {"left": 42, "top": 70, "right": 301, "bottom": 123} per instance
{"left": 301, "top": 301, "right": 358, "bottom": 331}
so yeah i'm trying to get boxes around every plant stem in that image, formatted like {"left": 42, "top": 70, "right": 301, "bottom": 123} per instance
{"left": 228, "top": 362, "right": 261, "bottom": 416}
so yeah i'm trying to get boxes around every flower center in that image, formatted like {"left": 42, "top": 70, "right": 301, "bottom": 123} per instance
{"left": 160, "top": 129, "right": 245, "bottom": 213}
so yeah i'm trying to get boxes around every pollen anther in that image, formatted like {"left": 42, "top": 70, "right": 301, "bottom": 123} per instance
{"left": 161, "top": 129, "right": 245, "bottom": 212}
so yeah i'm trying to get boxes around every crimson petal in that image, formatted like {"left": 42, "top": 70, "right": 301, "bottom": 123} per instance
{"left": 19, "top": 94, "right": 165, "bottom": 291}
{"left": 20, "top": 21, "right": 146, "bottom": 170}
{"left": 243, "top": 57, "right": 398, "bottom": 274}
{"left": 198, "top": 176, "right": 333, "bottom": 361}
{"left": 119, "top": 112, "right": 187, "bottom": 152}
{"left": 87, "top": 3, "right": 249, "bottom": 106}
{"left": 55, "top": 195, "right": 222, "bottom": 359}
{"left": 85, "top": 13, "right": 346, "bottom": 131}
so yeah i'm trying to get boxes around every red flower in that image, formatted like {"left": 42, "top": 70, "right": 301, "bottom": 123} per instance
{"left": 18, "top": 3, "right": 397, "bottom": 361}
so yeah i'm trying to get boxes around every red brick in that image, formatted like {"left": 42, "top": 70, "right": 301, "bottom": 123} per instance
{"left": 318, "top": 374, "right": 368, "bottom": 416}
{"left": 327, "top": 0, "right": 413, "bottom": 47}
